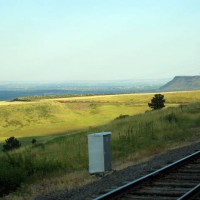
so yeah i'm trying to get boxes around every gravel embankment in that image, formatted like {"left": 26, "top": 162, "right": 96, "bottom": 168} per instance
{"left": 35, "top": 141, "right": 200, "bottom": 200}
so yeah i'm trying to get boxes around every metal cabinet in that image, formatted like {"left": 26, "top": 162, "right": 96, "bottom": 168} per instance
{"left": 88, "top": 132, "right": 112, "bottom": 174}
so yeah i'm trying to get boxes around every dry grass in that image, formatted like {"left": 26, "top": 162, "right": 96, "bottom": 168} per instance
{"left": 113, "top": 138, "right": 200, "bottom": 171}
{"left": 48, "top": 90, "right": 200, "bottom": 104}
{"left": 4, "top": 170, "right": 97, "bottom": 200}
{"left": 5, "top": 138, "right": 200, "bottom": 200}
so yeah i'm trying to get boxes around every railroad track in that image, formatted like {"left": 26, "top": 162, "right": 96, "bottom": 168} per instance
{"left": 94, "top": 150, "right": 200, "bottom": 200}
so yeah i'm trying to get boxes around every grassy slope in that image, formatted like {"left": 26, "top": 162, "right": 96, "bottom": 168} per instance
{"left": 1, "top": 91, "right": 200, "bottom": 141}
{"left": 1, "top": 91, "right": 200, "bottom": 199}
{"left": 0, "top": 102, "right": 148, "bottom": 141}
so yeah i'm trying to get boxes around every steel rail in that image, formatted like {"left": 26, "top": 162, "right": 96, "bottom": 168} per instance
{"left": 177, "top": 183, "right": 200, "bottom": 200}
{"left": 94, "top": 150, "right": 200, "bottom": 200}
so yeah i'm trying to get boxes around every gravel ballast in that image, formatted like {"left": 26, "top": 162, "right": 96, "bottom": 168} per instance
{"left": 35, "top": 141, "right": 200, "bottom": 200}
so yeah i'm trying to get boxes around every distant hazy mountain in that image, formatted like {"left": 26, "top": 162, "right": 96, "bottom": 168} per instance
{"left": 160, "top": 76, "right": 200, "bottom": 91}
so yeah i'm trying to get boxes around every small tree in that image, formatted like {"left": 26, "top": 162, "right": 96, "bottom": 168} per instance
{"left": 148, "top": 94, "right": 165, "bottom": 110}
{"left": 3, "top": 136, "right": 21, "bottom": 152}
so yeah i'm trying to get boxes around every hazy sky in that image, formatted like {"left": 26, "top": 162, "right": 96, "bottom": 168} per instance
{"left": 0, "top": 0, "right": 200, "bottom": 81}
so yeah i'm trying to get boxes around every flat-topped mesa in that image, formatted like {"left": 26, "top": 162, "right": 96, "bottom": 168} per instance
{"left": 160, "top": 75, "right": 200, "bottom": 91}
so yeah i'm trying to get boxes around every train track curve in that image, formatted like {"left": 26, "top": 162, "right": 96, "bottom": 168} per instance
{"left": 94, "top": 150, "right": 200, "bottom": 200}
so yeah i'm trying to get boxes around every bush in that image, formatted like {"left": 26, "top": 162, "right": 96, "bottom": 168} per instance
{"left": 32, "top": 138, "right": 37, "bottom": 145}
{"left": 3, "top": 137, "right": 21, "bottom": 152}
{"left": 0, "top": 157, "right": 26, "bottom": 196}
{"left": 115, "top": 114, "right": 130, "bottom": 120}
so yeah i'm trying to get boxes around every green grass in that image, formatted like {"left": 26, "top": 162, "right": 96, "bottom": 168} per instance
{"left": 1, "top": 90, "right": 200, "bottom": 140}
{"left": 1, "top": 102, "right": 200, "bottom": 197}
{"left": 1, "top": 91, "right": 200, "bottom": 198}
{"left": 0, "top": 101, "right": 149, "bottom": 140}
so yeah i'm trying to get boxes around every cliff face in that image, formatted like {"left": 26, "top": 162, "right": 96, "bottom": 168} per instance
{"left": 160, "top": 76, "right": 200, "bottom": 91}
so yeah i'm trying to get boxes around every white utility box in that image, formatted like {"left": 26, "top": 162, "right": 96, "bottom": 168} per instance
{"left": 88, "top": 132, "right": 112, "bottom": 174}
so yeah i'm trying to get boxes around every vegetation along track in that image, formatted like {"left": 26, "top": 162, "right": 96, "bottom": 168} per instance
{"left": 95, "top": 150, "right": 200, "bottom": 200}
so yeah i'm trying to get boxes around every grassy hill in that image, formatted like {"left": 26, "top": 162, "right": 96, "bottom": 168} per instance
{"left": 160, "top": 76, "right": 200, "bottom": 91}
{"left": 1, "top": 91, "right": 200, "bottom": 141}
{"left": 1, "top": 91, "right": 200, "bottom": 199}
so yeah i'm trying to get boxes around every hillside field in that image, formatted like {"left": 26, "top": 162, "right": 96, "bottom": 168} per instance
{"left": 1, "top": 91, "right": 200, "bottom": 199}
{"left": 0, "top": 91, "right": 200, "bottom": 141}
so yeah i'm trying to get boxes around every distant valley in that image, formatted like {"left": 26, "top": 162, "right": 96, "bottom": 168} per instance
{"left": 0, "top": 79, "right": 167, "bottom": 101}
{"left": 1, "top": 76, "right": 200, "bottom": 101}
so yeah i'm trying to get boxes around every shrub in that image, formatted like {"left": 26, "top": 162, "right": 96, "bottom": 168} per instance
{"left": 32, "top": 138, "right": 37, "bottom": 145}
{"left": 3, "top": 137, "right": 21, "bottom": 152}
{"left": 115, "top": 114, "right": 130, "bottom": 120}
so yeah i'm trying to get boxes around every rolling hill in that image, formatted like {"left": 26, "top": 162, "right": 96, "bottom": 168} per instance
{"left": 160, "top": 76, "right": 200, "bottom": 91}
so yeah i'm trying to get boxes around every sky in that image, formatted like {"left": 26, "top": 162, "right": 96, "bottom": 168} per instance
{"left": 0, "top": 0, "right": 200, "bottom": 82}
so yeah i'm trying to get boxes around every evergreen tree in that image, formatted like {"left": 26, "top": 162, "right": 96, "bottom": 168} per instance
{"left": 148, "top": 94, "right": 165, "bottom": 110}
